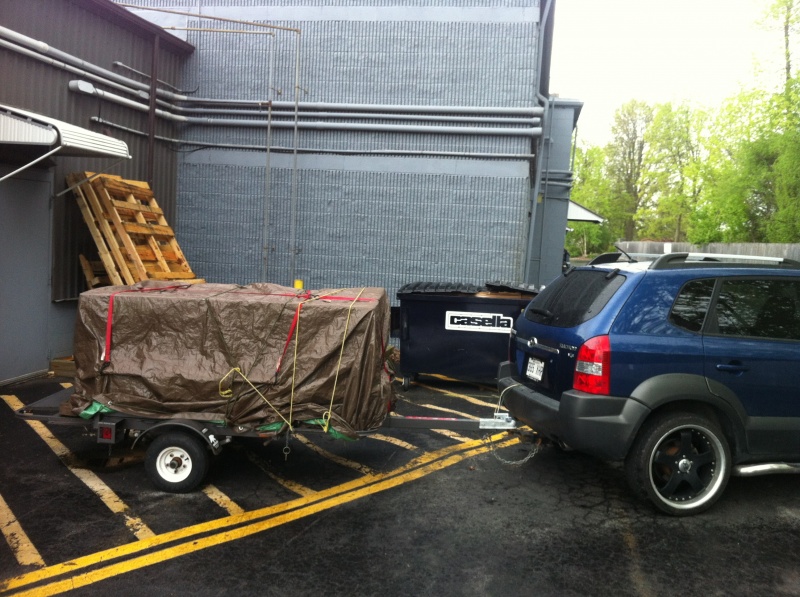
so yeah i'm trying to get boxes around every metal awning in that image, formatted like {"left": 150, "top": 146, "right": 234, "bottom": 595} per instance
{"left": 0, "top": 104, "right": 130, "bottom": 183}
{"left": 568, "top": 200, "right": 604, "bottom": 223}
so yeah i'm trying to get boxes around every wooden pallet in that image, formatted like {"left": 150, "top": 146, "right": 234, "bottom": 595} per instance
{"left": 68, "top": 172, "right": 204, "bottom": 288}
{"left": 50, "top": 356, "right": 76, "bottom": 377}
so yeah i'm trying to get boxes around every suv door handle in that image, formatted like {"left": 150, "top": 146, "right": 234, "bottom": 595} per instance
{"left": 716, "top": 363, "right": 749, "bottom": 373}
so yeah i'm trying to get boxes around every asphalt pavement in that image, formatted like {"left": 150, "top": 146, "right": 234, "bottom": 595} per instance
{"left": 2, "top": 374, "right": 800, "bottom": 597}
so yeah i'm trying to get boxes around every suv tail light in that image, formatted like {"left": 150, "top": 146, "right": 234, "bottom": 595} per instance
{"left": 573, "top": 335, "right": 611, "bottom": 395}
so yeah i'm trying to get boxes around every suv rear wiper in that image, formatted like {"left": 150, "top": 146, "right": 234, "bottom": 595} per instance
{"left": 527, "top": 306, "right": 553, "bottom": 318}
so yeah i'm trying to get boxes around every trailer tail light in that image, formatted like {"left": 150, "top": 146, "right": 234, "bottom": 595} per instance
{"left": 97, "top": 421, "right": 121, "bottom": 444}
{"left": 573, "top": 335, "right": 611, "bottom": 395}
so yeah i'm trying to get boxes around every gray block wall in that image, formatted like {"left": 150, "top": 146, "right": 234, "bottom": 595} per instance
{"left": 123, "top": 1, "right": 545, "bottom": 299}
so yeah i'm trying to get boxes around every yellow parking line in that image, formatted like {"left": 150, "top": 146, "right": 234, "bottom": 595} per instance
{"left": 429, "top": 429, "right": 474, "bottom": 443}
{"left": 0, "top": 492, "right": 45, "bottom": 568}
{"left": 238, "top": 447, "right": 316, "bottom": 497}
{"left": 1, "top": 395, "right": 154, "bottom": 541}
{"left": 367, "top": 433, "right": 419, "bottom": 451}
{"left": 202, "top": 486, "right": 244, "bottom": 516}
{"left": 418, "top": 403, "right": 479, "bottom": 419}
{"left": 413, "top": 381, "right": 500, "bottom": 409}
{"left": 294, "top": 434, "right": 376, "bottom": 475}
{"left": 2, "top": 434, "right": 518, "bottom": 595}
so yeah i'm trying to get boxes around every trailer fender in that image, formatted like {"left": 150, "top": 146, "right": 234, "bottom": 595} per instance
{"left": 132, "top": 420, "right": 224, "bottom": 455}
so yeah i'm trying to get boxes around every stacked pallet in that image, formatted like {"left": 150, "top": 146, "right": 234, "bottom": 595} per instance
{"left": 68, "top": 172, "right": 204, "bottom": 289}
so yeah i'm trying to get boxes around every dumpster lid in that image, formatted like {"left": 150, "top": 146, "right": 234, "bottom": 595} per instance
{"left": 397, "top": 282, "right": 483, "bottom": 296}
{"left": 484, "top": 281, "right": 538, "bottom": 294}
{"left": 397, "top": 281, "right": 537, "bottom": 297}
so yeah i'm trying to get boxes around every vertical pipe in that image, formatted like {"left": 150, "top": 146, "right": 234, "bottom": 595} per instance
{"left": 289, "top": 31, "right": 302, "bottom": 283}
{"left": 263, "top": 33, "right": 276, "bottom": 281}
{"left": 147, "top": 34, "right": 160, "bottom": 185}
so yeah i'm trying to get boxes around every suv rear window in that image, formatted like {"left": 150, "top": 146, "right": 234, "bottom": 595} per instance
{"left": 525, "top": 269, "right": 625, "bottom": 328}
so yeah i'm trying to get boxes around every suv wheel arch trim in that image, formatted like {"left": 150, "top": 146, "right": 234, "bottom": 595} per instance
{"left": 629, "top": 373, "right": 746, "bottom": 456}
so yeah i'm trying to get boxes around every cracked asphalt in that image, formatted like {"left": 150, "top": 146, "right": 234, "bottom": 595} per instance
{"left": 2, "top": 374, "right": 800, "bottom": 596}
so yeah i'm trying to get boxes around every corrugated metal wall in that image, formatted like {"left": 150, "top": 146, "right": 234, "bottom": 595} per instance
{"left": 122, "top": 0, "right": 543, "bottom": 299}
{"left": 0, "top": 0, "right": 191, "bottom": 300}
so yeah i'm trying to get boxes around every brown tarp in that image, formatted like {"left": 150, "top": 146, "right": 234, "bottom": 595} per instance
{"left": 69, "top": 281, "right": 394, "bottom": 437}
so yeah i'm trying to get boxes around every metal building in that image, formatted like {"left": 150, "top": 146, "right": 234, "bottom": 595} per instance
{"left": 120, "top": 0, "right": 580, "bottom": 290}
{"left": 0, "top": 0, "right": 192, "bottom": 383}
{"left": 0, "top": 0, "right": 581, "bottom": 384}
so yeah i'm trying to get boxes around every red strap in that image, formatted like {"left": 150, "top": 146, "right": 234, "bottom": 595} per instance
{"left": 274, "top": 302, "right": 303, "bottom": 378}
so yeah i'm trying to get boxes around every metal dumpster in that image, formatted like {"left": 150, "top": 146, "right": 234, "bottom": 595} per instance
{"left": 397, "top": 282, "right": 537, "bottom": 387}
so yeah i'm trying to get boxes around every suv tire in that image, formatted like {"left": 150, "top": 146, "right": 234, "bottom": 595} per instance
{"left": 625, "top": 412, "right": 731, "bottom": 516}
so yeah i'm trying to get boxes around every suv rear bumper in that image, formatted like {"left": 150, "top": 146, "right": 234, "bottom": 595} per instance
{"left": 497, "top": 361, "right": 650, "bottom": 461}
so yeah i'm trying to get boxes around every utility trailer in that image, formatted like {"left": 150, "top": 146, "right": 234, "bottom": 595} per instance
{"left": 16, "top": 387, "right": 521, "bottom": 493}
{"left": 18, "top": 281, "right": 524, "bottom": 491}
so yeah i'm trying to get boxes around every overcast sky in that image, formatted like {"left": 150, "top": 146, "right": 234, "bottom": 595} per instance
{"left": 548, "top": 0, "right": 787, "bottom": 146}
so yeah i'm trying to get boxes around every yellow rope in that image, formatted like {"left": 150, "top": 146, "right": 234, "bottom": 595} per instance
{"left": 218, "top": 288, "right": 354, "bottom": 433}
{"left": 219, "top": 367, "right": 293, "bottom": 429}
{"left": 323, "top": 288, "right": 366, "bottom": 432}
{"left": 288, "top": 288, "right": 348, "bottom": 428}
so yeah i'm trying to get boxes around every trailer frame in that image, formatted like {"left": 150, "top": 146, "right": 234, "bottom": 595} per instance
{"left": 16, "top": 387, "right": 521, "bottom": 492}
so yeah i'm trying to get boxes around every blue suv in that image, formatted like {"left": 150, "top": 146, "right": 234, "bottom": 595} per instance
{"left": 497, "top": 251, "right": 800, "bottom": 515}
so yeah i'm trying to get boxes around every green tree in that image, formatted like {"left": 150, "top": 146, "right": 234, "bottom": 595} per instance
{"left": 567, "top": 145, "right": 615, "bottom": 256}
{"left": 605, "top": 100, "right": 654, "bottom": 240}
{"left": 637, "top": 103, "right": 708, "bottom": 242}
{"left": 690, "top": 89, "right": 776, "bottom": 243}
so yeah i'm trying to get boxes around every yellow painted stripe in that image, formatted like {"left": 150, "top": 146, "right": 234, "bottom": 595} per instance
{"left": 59, "top": 383, "right": 73, "bottom": 389}
{"left": 623, "top": 529, "right": 656, "bottom": 597}
{"left": 238, "top": 447, "right": 316, "bottom": 497}
{"left": 202, "top": 486, "right": 244, "bottom": 516}
{"left": 366, "top": 433, "right": 418, "bottom": 451}
{"left": 417, "top": 403, "right": 480, "bottom": 419}
{"left": 2, "top": 433, "right": 516, "bottom": 593}
{"left": 429, "top": 429, "right": 474, "bottom": 443}
{"left": 1, "top": 395, "right": 154, "bottom": 541}
{"left": 294, "top": 434, "right": 375, "bottom": 475}
{"left": 412, "top": 403, "right": 491, "bottom": 442}
{"left": 415, "top": 381, "right": 499, "bottom": 408}
{"left": 6, "top": 434, "right": 520, "bottom": 597}
{"left": 0, "top": 492, "right": 45, "bottom": 568}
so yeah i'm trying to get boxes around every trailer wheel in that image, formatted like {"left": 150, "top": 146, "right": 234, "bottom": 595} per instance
{"left": 145, "top": 431, "right": 210, "bottom": 493}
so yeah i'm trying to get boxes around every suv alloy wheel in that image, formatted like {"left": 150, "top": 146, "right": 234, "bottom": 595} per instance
{"left": 624, "top": 412, "right": 731, "bottom": 516}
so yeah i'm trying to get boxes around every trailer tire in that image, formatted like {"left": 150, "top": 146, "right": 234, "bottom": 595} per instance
{"left": 145, "top": 431, "right": 210, "bottom": 493}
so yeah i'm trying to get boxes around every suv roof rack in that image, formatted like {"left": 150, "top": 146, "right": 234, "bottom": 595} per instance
{"left": 649, "top": 252, "right": 800, "bottom": 270}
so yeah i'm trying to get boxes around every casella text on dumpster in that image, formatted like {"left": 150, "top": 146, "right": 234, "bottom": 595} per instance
{"left": 444, "top": 311, "right": 514, "bottom": 334}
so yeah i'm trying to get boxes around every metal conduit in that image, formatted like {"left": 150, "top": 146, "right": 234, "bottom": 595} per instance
{"left": 70, "top": 81, "right": 543, "bottom": 137}
{"left": 0, "top": 38, "right": 152, "bottom": 100}
{"left": 168, "top": 107, "right": 540, "bottom": 126}
{"left": 90, "top": 116, "right": 537, "bottom": 161}
{"left": 0, "top": 26, "right": 544, "bottom": 120}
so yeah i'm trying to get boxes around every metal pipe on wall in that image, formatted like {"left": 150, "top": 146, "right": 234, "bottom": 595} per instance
{"left": 91, "top": 116, "right": 537, "bottom": 161}
{"left": 70, "top": 80, "right": 544, "bottom": 137}
{"left": 0, "top": 27, "right": 545, "bottom": 121}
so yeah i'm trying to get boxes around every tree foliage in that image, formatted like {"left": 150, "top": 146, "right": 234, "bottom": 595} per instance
{"left": 571, "top": 0, "right": 800, "bottom": 246}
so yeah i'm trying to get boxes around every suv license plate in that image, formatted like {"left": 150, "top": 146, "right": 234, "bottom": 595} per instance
{"left": 526, "top": 358, "right": 544, "bottom": 382}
